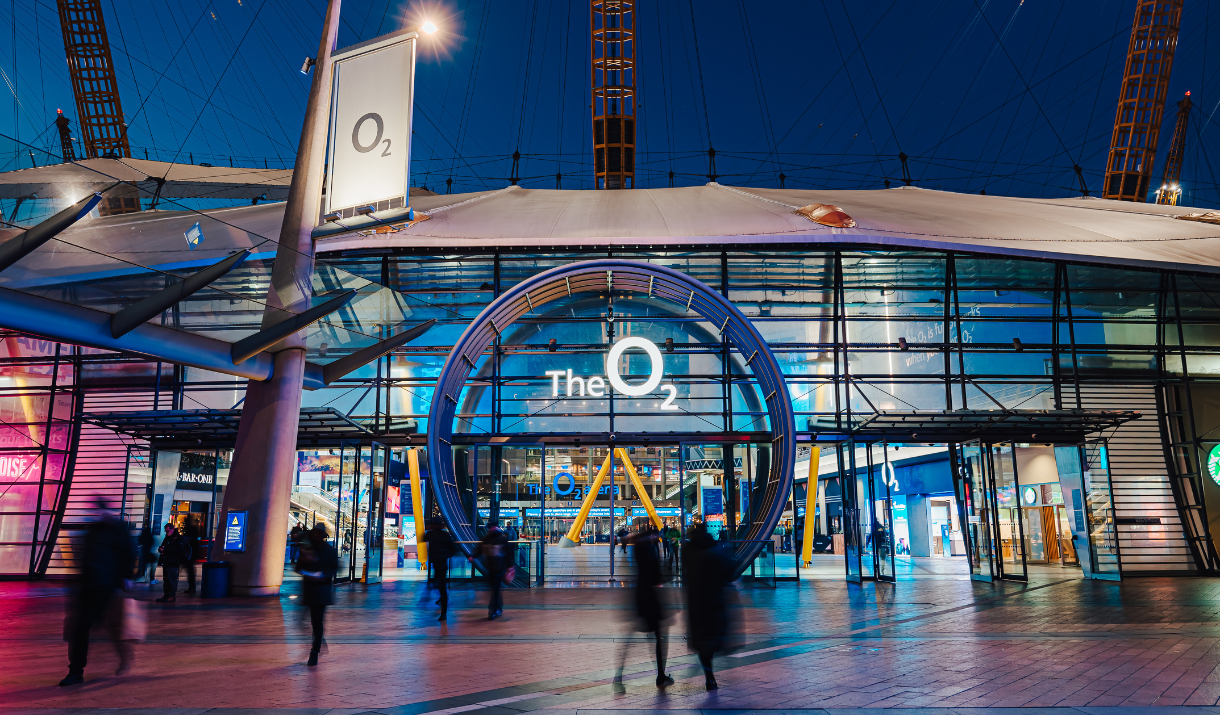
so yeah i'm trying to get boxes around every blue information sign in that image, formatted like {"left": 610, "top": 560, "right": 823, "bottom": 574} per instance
{"left": 702, "top": 488, "right": 723, "bottom": 516}
{"left": 223, "top": 510, "right": 247, "bottom": 552}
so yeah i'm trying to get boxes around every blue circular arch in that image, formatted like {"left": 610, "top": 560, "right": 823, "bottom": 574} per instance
{"left": 427, "top": 258, "right": 797, "bottom": 578}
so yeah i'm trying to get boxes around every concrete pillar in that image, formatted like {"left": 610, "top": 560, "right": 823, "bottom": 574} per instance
{"left": 908, "top": 494, "right": 931, "bottom": 557}
{"left": 216, "top": 350, "right": 305, "bottom": 594}
{"left": 217, "top": 0, "right": 341, "bottom": 596}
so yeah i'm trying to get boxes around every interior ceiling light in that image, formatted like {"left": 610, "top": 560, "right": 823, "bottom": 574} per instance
{"left": 795, "top": 203, "right": 857, "bottom": 228}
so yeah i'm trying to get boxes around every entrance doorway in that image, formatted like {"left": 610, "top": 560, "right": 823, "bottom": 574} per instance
{"left": 540, "top": 445, "right": 682, "bottom": 582}
{"left": 956, "top": 441, "right": 1119, "bottom": 583}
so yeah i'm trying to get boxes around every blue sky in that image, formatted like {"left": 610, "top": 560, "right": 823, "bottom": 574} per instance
{"left": 1, "top": 0, "right": 1218, "bottom": 207}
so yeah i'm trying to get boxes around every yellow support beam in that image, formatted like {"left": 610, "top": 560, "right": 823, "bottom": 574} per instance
{"left": 558, "top": 452, "right": 613, "bottom": 547}
{"left": 801, "top": 447, "right": 821, "bottom": 568}
{"left": 407, "top": 448, "right": 428, "bottom": 567}
{"left": 615, "top": 448, "right": 663, "bottom": 530}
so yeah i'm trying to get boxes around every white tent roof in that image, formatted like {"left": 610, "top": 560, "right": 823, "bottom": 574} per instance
{"left": 2, "top": 184, "right": 1219, "bottom": 285}
{"left": 0, "top": 158, "right": 294, "bottom": 200}
{"left": 318, "top": 184, "right": 1220, "bottom": 274}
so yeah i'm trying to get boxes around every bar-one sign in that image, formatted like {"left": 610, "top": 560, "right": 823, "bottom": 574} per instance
{"left": 544, "top": 337, "right": 678, "bottom": 410}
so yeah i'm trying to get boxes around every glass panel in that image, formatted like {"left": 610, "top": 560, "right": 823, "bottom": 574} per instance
{"left": 542, "top": 445, "right": 618, "bottom": 582}
{"left": 854, "top": 445, "right": 874, "bottom": 579}
{"left": 334, "top": 445, "right": 358, "bottom": 581}
{"left": 363, "top": 445, "right": 385, "bottom": 584}
{"left": 838, "top": 443, "right": 862, "bottom": 582}
{"left": 960, "top": 442, "right": 994, "bottom": 581}
{"left": 873, "top": 444, "right": 896, "bottom": 581}
{"left": 1082, "top": 443, "right": 1121, "bottom": 577}
{"left": 991, "top": 444, "right": 1027, "bottom": 581}
{"left": 685, "top": 444, "right": 729, "bottom": 540}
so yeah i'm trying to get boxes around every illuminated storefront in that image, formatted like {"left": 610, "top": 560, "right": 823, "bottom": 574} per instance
{"left": 3, "top": 186, "right": 1219, "bottom": 583}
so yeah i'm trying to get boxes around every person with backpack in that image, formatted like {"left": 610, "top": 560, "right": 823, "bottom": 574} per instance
{"left": 155, "top": 524, "right": 191, "bottom": 603}
{"left": 421, "top": 518, "right": 457, "bottom": 621}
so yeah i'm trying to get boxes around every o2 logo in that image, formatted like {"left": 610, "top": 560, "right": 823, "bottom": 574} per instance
{"left": 352, "top": 113, "right": 392, "bottom": 157}
{"left": 527, "top": 472, "right": 619, "bottom": 499}
{"left": 545, "top": 337, "right": 678, "bottom": 410}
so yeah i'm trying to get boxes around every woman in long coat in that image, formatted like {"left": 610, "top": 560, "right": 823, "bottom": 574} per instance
{"left": 297, "top": 524, "right": 338, "bottom": 666}
{"left": 683, "top": 524, "right": 733, "bottom": 690}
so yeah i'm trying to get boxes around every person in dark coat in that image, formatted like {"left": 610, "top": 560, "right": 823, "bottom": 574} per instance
{"left": 182, "top": 517, "right": 200, "bottom": 594}
{"left": 60, "top": 500, "right": 135, "bottom": 686}
{"left": 614, "top": 526, "right": 673, "bottom": 692}
{"left": 683, "top": 523, "right": 734, "bottom": 690}
{"left": 296, "top": 524, "right": 339, "bottom": 666}
{"left": 137, "top": 525, "right": 155, "bottom": 583}
{"left": 156, "top": 524, "right": 191, "bottom": 603}
{"left": 473, "top": 520, "right": 509, "bottom": 620}
{"left": 421, "top": 518, "right": 457, "bottom": 621}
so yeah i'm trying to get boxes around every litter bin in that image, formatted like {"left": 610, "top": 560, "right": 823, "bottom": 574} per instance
{"left": 201, "top": 561, "right": 230, "bottom": 598}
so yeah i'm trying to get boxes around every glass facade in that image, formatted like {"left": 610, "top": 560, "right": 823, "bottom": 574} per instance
{"left": 3, "top": 247, "right": 1220, "bottom": 580}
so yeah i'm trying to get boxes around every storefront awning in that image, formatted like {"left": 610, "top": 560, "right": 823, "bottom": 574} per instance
{"left": 81, "top": 407, "right": 372, "bottom": 449}
{"left": 844, "top": 408, "right": 1141, "bottom": 443}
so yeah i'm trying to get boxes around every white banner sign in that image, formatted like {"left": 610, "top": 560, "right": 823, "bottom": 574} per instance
{"left": 324, "top": 30, "right": 417, "bottom": 217}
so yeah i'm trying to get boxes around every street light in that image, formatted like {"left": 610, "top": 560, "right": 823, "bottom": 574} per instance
{"left": 421, "top": 21, "right": 438, "bottom": 34}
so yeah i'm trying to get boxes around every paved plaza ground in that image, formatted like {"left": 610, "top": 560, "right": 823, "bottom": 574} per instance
{"left": 5, "top": 558, "right": 1220, "bottom": 715}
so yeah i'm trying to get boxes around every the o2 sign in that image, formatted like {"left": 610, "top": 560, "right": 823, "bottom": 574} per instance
{"left": 545, "top": 337, "right": 679, "bottom": 410}
{"left": 351, "top": 113, "right": 391, "bottom": 156}
{"left": 324, "top": 30, "right": 417, "bottom": 218}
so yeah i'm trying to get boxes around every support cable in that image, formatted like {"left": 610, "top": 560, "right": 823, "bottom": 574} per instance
{"left": 966, "top": 0, "right": 1087, "bottom": 194}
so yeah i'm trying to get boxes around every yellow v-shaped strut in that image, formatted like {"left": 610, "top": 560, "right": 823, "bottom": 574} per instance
{"left": 557, "top": 448, "right": 665, "bottom": 547}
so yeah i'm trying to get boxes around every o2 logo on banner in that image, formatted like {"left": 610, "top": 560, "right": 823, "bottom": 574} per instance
{"left": 324, "top": 29, "right": 417, "bottom": 218}
{"left": 545, "top": 337, "right": 679, "bottom": 410}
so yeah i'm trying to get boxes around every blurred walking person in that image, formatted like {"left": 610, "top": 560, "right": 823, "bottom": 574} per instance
{"left": 473, "top": 520, "right": 509, "bottom": 619}
{"left": 156, "top": 524, "right": 191, "bottom": 603}
{"left": 60, "top": 499, "right": 135, "bottom": 686}
{"left": 614, "top": 526, "right": 673, "bottom": 692}
{"left": 421, "top": 518, "right": 456, "bottom": 621}
{"left": 137, "top": 524, "right": 155, "bottom": 584}
{"left": 683, "top": 523, "right": 733, "bottom": 690}
{"left": 296, "top": 524, "right": 338, "bottom": 666}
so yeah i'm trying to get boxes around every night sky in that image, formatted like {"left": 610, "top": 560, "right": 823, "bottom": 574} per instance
{"left": 1, "top": 0, "right": 1218, "bottom": 208}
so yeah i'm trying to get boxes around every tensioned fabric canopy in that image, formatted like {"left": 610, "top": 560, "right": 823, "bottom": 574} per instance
{"left": 2, "top": 182, "right": 1219, "bottom": 289}
{"left": 315, "top": 184, "right": 1220, "bottom": 274}
{"left": 0, "top": 158, "right": 295, "bottom": 201}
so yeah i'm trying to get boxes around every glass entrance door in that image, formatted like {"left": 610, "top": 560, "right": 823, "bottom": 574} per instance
{"left": 869, "top": 443, "right": 897, "bottom": 582}
{"left": 543, "top": 445, "right": 619, "bottom": 581}
{"left": 360, "top": 443, "right": 387, "bottom": 584}
{"left": 334, "top": 443, "right": 359, "bottom": 582}
{"left": 990, "top": 444, "right": 1027, "bottom": 581}
{"left": 958, "top": 442, "right": 1028, "bottom": 582}
{"left": 959, "top": 441, "right": 995, "bottom": 582}
{"left": 1055, "top": 442, "right": 1121, "bottom": 580}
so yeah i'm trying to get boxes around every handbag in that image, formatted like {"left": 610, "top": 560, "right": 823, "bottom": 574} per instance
{"left": 502, "top": 565, "right": 516, "bottom": 584}
{"left": 120, "top": 596, "right": 147, "bottom": 643}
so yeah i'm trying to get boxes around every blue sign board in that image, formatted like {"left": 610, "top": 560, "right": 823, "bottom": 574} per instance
{"left": 702, "top": 488, "right": 723, "bottom": 515}
{"left": 633, "top": 507, "right": 681, "bottom": 517}
{"left": 524, "top": 507, "right": 625, "bottom": 518}
{"left": 223, "top": 510, "right": 247, "bottom": 552}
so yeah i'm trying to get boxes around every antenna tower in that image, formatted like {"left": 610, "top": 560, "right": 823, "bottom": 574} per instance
{"left": 57, "top": 0, "right": 138, "bottom": 214}
{"left": 1102, "top": 0, "right": 1183, "bottom": 202}
{"left": 57, "top": 0, "right": 130, "bottom": 158}
{"left": 591, "top": 0, "right": 636, "bottom": 190}
{"left": 1155, "top": 92, "right": 1191, "bottom": 205}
